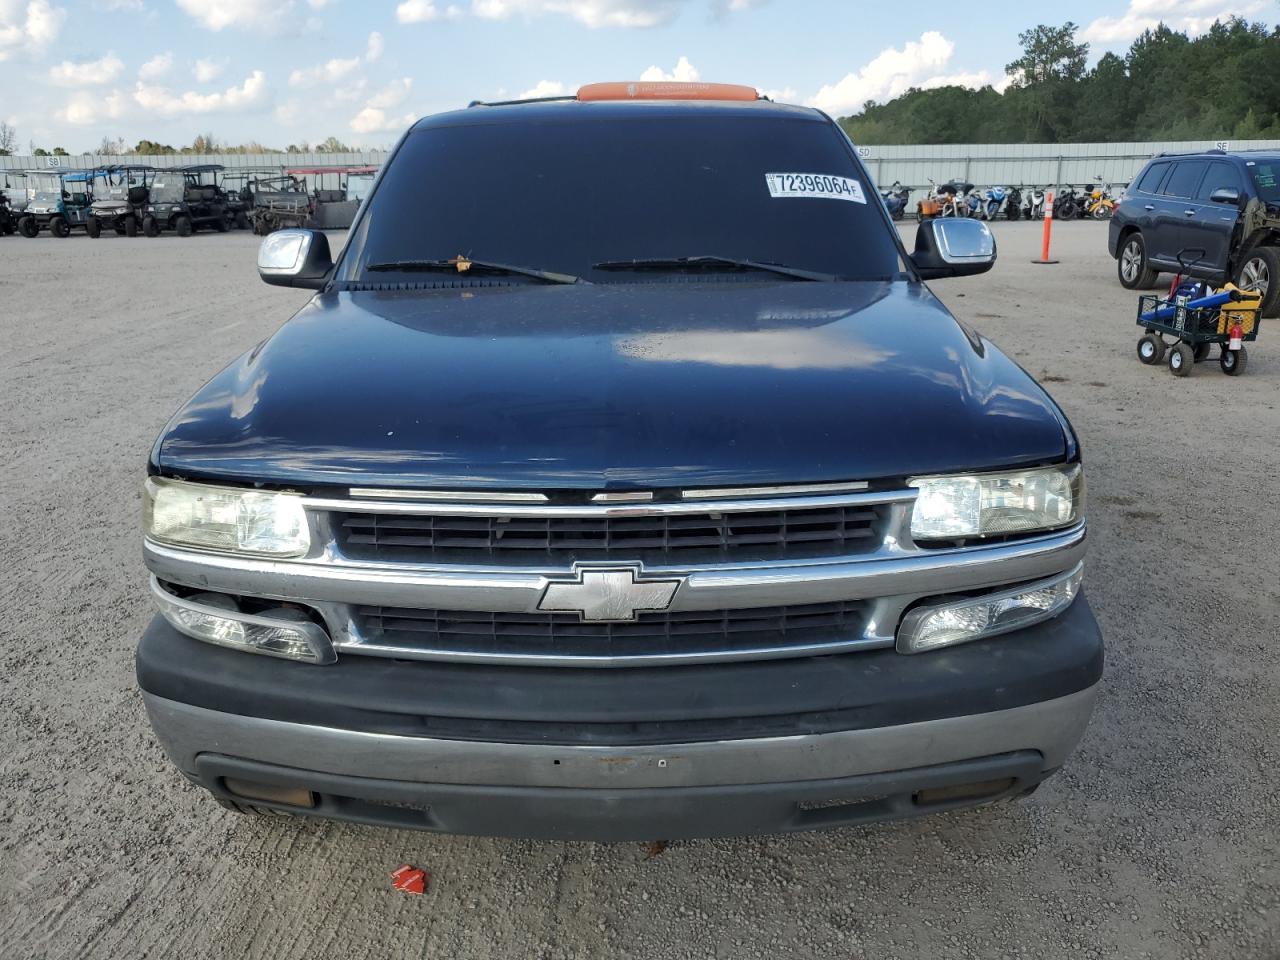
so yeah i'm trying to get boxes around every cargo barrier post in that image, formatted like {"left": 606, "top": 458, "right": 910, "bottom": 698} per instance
{"left": 1033, "top": 190, "right": 1059, "bottom": 265}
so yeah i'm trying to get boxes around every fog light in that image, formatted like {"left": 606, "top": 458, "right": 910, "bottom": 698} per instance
{"left": 897, "top": 563, "right": 1083, "bottom": 654}
{"left": 223, "top": 777, "right": 316, "bottom": 808}
{"left": 150, "top": 577, "right": 336, "bottom": 664}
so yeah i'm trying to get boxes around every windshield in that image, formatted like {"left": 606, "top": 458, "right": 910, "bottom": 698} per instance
{"left": 150, "top": 177, "right": 183, "bottom": 202}
{"left": 1248, "top": 161, "right": 1280, "bottom": 205}
{"left": 342, "top": 113, "right": 899, "bottom": 284}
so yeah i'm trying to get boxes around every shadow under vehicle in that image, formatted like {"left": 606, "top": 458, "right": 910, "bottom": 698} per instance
{"left": 86, "top": 165, "right": 155, "bottom": 238}
{"left": 16, "top": 169, "right": 96, "bottom": 237}
{"left": 246, "top": 173, "right": 312, "bottom": 235}
{"left": 142, "top": 164, "right": 230, "bottom": 237}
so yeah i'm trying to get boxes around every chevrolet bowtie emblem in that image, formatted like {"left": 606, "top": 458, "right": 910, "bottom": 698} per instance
{"left": 538, "top": 565, "right": 682, "bottom": 622}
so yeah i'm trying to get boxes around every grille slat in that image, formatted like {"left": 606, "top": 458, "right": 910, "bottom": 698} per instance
{"left": 354, "top": 601, "right": 868, "bottom": 659}
{"left": 336, "top": 504, "right": 884, "bottom": 563}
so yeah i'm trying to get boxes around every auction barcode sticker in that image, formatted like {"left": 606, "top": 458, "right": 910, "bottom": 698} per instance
{"left": 765, "top": 173, "right": 866, "bottom": 204}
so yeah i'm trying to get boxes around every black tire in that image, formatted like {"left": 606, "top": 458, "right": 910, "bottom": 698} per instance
{"left": 1220, "top": 346, "right": 1248, "bottom": 376}
{"left": 235, "top": 211, "right": 249, "bottom": 230}
{"left": 1057, "top": 200, "right": 1078, "bottom": 222}
{"left": 86, "top": 216, "right": 102, "bottom": 239}
{"left": 1006, "top": 202, "right": 1021, "bottom": 221}
{"left": 17, "top": 216, "right": 38, "bottom": 238}
{"left": 1118, "top": 233, "right": 1158, "bottom": 289}
{"left": 1169, "top": 342, "right": 1194, "bottom": 377}
{"left": 175, "top": 214, "right": 193, "bottom": 237}
{"left": 143, "top": 215, "right": 160, "bottom": 237}
{"left": 49, "top": 216, "right": 70, "bottom": 238}
{"left": 1193, "top": 342, "right": 1213, "bottom": 362}
{"left": 124, "top": 216, "right": 139, "bottom": 238}
{"left": 1233, "top": 245, "right": 1279, "bottom": 318}
{"left": 1137, "top": 333, "right": 1165, "bottom": 365}
{"left": 214, "top": 215, "right": 229, "bottom": 233}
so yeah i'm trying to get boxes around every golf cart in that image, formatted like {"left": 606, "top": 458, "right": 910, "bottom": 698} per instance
{"left": 0, "top": 172, "right": 21, "bottom": 235}
{"left": 142, "top": 164, "right": 230, "bottom": 237}
{"left": 87, "top": 164, "right": 154, "bottom": 238}
{"left": 245, "top": 174, "right": 312, "bottom": 235}
{"left": 219, "top": 166, "right": 282, "bottom": 230}
{"left": 285, "top": 166, "right": 376, "bottom": 229}
{"left": 16, "top": 169, "right": 96, "bottom": 237}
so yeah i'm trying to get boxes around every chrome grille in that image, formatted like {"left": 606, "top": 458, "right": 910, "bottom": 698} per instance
{"left": 334, "top": 503, "right": 885, "bottom": 564}
{"left": 353, "top": 601, "right": 869, "bottom": 661}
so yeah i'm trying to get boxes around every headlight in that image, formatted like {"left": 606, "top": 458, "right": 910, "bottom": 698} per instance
{"left": 909, "top": 464, "right": 1083, "bottom": 541}
{"left": 897, "top": 563, "right": 1083, "bottom": 653}
{"left": 144, "top": 477, "right": 310, "bottom": 557}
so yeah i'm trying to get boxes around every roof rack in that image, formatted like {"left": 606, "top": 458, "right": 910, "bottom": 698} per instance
{"left": 468, "top": 95, "right": 576, "bottom": 108}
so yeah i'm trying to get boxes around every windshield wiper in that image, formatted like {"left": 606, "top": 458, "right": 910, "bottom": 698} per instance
{"left": 592, "top": 255, "right": 838, "bottom": 282}
{"left": 365, "top": 257, "right": 582, "bottom": 285}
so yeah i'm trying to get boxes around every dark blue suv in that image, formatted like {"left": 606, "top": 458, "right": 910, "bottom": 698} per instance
{"left": 1110, "top": 150, "right": 1280, "bottom": 317}
{"left": 136, "top": 85, "right": 1102, "bottom": 841}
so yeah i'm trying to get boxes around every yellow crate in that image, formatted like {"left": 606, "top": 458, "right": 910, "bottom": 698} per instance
{"left": 1216, "top": 284, "right": 1261, "bottom": 335}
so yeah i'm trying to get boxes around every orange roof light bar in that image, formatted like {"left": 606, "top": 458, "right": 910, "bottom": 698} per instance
{"left": 577, "top": 82, "right": 759, "bottom": 102}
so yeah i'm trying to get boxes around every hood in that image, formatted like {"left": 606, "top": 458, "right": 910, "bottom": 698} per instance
{"left": 155, "top": 281, "right": 1071, "bottom": 490}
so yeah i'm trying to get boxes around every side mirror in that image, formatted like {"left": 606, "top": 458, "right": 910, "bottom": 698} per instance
{"left": 257, "top": 229, "right": 333, "bottom": 290}
{"left": 910, "top": 217, "right": 996, "bottom": 280}
{"left": 1209, "top": 187, "right": 1242, "bottom": 206}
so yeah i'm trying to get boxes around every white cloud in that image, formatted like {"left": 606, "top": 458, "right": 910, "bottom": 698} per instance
{"left": 516, "top": 79, "right": 566, "bottom": 99}
{"left": 133, "top": 70, "right": 269, "bottom": 116}
{"left": 808, "top": 31, "right": 953, "bottom": 116}
{"left": 639, "top": 55, "right": 699, "bottom": 82}
{"left": 350, "top": 106, "right": 414, "bottom": 134}
{"left": 60, "top": 86, "right": 127, "bottom": 125}
{"left": 761, "top": 86, "right": 797, "bottom": 103}
{"left": 138, "top": 51, "right": 172, "bottom": 79}
{"left": 396, "top": 0, "right": 439, "bottom": 22}
{"left": 365, "top": 30, "right": 384, "bottom": 61}
{"left": 49, "top": 52, "right": 124, "bottom": 86}
{"left": 0, "top": 0, "right": 66, "bottom": 60}
{"left": 471, "top": 0, "right": 679, "bottom": 27}
{"left": 806, "top": 31, "right": 1010, "bottom": 116}
{"left": 367, "top": 77, "right": 412, "bottom": 109}
{"left": 92, "top": 0, "right": 144, "bottom": 9}
{"left": 193, "top": 58, "right": 225, "bottom": 82}
{"left": 1082, "top": 0, "right": 1266, "bottom": 44}
{"left": 288, "top": 56, "right": 361, "bottom": 88}
{"left": 174, "top": 0, "right": 293, "bottom": 31}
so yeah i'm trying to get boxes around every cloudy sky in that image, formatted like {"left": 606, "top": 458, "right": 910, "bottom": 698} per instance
{"left": 0, "top": 0, "right": 1272, "bottom": 153}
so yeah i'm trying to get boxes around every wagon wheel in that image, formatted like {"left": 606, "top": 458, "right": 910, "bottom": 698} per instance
{"left": 1220, "top": 346, "right": 1248, "bottom": 376}
{"left": 1168, "top": 343, "right": 1194, "bottom": 377}
{"left": 1137, "top": 333, "right": 1165, "bottom": 365}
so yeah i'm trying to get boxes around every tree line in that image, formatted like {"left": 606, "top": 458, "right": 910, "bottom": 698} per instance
{"left": 0, "top": 129, "right": 361, "bottom": 157}
{"left": 840, "top": 18, "right": 1280, "bottom": 144}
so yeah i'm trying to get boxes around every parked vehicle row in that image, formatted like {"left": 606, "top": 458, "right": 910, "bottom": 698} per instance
{"left": 0, "top": 163, "right": 377, "bottom": 238}
{"left": 911, "top": 178, "right": 1116, "bottom": 222}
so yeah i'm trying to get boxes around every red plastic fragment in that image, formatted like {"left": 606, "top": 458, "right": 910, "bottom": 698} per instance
{"left": 391, "top": 865, "right": 429, "bottom": 895}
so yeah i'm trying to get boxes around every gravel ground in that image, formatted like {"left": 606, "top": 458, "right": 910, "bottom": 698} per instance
{"left": 1, "top": 222, "right": 1278, "bottom": 960}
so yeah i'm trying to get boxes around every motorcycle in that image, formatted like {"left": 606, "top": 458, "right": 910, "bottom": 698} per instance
{"left": 1084, "top": 176, "right": 1116, "bottom": 220}
{"left": 1022, "top": 187, "right": 1046, "bottom": 220}
{"left": 980, "top": 185, "right": 1023, "bottom": 221}
{"left": 1054, "top": 186, "right": 1083, "bottom": 221}
{"left": 937, "top": 179, "right": 977, "bottom": 218}
{"left": 878, "top": 181, "right": 910, "bottom": 221}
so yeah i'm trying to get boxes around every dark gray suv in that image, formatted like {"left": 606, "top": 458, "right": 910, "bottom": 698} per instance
{"left": 1109, "top": 150, "right": 1280, "bottom": 317}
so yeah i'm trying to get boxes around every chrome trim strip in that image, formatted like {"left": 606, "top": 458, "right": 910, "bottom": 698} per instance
{"left": 681, "top": 481, "right": 870, "bottom": 500}
{"left": 142, "top": 685, "right": 1099, "bottom": 789}
{"left": 348, "top": 488, "right": 549, "bottom": 503}
{"left": 590, "top": 491, "right": 654, "bottom": 503}
{"left": 303, "top": 488, "right": 913, "bottom": 518}
{"left": 144, "top": 523, "right": 1086, "bottom": 616}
